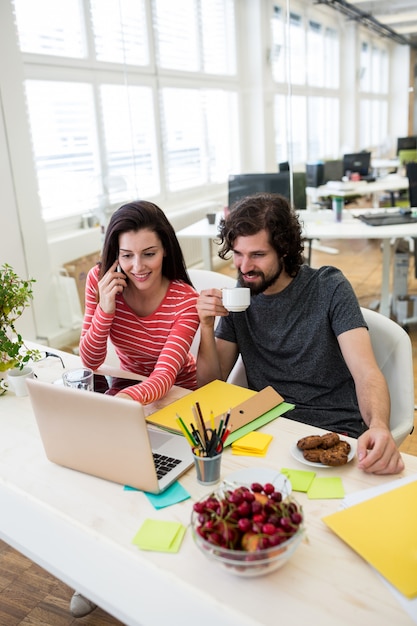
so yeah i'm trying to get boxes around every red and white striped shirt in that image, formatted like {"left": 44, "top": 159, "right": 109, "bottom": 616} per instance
{"left": 79, "top": 264, "right": 199, "bottom": 405}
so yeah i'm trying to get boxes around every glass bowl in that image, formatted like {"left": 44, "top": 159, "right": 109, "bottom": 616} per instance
{"left": 190, "top": 481, "right": 305, "bottom": 577}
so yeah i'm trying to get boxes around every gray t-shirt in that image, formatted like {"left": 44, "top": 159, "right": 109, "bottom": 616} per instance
{"left": 215, "top": 265, "right": 368, "bottom": 437}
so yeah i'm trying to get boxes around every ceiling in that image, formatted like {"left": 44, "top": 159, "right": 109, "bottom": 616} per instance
{"left": 317, "top": 0, "right": 417, "bottom": 48}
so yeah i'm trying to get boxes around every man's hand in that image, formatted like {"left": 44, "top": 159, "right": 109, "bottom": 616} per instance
{"left": 357, "top": 427, "right": 404, "bottom": 475}
{"left": 196, "top": 288, "right": 229, "bottom": 326}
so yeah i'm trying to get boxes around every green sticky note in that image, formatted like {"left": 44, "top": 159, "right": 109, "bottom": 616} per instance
{"left": 281, "top": 468, "right": 316, "bottom": 492}
{"left": 132, "top": 519, "right": 186, "bottom": 552}
{"left": 307, "top": 476, "right": 345, "bottom": 499}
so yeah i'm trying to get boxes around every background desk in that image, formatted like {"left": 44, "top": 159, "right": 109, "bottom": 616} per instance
{"left": 177, "top": 216, "right": 220, "bottom": 270}
{"left": 300, "top": 208, "right": 417, "bottom": 317}
{"left": 307, "top": 175, "right": 409, "bottom": 209}
{"left": 0, "top": 347, "right": 416, "bottom": 625}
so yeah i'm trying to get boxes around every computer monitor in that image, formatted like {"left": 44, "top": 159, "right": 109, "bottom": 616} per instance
{"left": 397, "top": 136, "right": 417, "bottom": 155}
{"left": 342, "top": 152, "right": 371, "bottom": 177}
{"left": 323, "top": 159, "right": 344, "bottom": 183}
{"left": 228, "top": 172, "right": 291, "bottom": 208}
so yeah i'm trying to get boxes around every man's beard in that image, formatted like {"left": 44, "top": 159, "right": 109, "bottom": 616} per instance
{"left": 237, "top": 262, "right": 284, "bottom": 295}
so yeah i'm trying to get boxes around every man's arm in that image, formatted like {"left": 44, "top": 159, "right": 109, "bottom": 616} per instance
{"left": 338, "top": 327, "right": 404, "bottom": 475}
{"left": 196, "top": 288, "right": 239, "bottom": 387}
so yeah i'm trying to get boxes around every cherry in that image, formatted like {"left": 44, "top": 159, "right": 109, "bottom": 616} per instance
{"left": 237, "top": 501, "right": 251, "bottom": 517}
{"left": 251, "top": 500, "right": 263, "bottom": 515}
{"left": 237, "top": 518, "right": 252, "bottom": 533}
{"left": 262, "top": 523, "right": 277, "bottom": 536}
{"left": 291, "top": 512, "right": 303, "bottom": 525}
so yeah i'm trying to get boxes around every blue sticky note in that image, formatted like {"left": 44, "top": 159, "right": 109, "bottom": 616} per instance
{"left": 145, "top": 482, "right": 191, "bottom": 509}
{"left": 124, "top": 481, "right": 190, "bottom": 508}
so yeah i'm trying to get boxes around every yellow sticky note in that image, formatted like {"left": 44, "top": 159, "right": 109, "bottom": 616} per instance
{"left": 132, "top": 519, "right": 186, "bottom": 553}
{"left": 231, "top": 432, "right": 273, "bottom": 456}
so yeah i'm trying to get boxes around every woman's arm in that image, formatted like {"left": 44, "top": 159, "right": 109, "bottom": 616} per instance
{"left": 79, "top": 266, "right": 114, "bottom": 369}
{"left": 119, "top": 289, "right": 200, "bottom": 405}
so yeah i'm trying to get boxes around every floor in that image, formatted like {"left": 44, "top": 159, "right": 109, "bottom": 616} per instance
{"left": 1, "top": 211, "right": 417, "bottom": 625}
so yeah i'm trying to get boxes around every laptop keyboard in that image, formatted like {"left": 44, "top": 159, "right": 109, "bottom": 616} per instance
{"left": 153, "top": 453, "right": 182, "bottom": 479}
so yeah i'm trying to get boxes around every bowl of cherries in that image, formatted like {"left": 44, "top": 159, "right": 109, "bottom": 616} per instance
{"left": 191, "top": 480, "right": 304, "bottom": 577}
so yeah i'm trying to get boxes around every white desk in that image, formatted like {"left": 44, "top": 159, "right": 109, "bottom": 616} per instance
{"left": 177, "top": 217, "right": 220, "bottom": 271}
{"left": 300, "top": 208, "right": 417, "bottom": 317}
{"left": 1, "top": 347, "right": 416, "bottom": 626}
{"left": 307, "top": 175, "right": 409, "bottom": 209}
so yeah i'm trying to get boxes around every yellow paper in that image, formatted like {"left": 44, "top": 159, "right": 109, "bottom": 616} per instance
{"left": 323, "top": 480, "right": 417, "bottom": 598}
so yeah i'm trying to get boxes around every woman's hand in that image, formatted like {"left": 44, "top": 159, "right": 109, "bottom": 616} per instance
{"left": 115, "top": 392, "right": 135, "bottom": 401}
{"left": 98, "top": 261, "right": 127, "bottom": 314}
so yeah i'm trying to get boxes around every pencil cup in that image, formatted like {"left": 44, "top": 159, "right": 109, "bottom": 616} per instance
{"left": 192, "top": 451, "right": 222, "bottom": 486}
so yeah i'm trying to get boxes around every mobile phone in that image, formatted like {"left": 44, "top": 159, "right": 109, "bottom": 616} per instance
{"left": 116, "top": 263, "right": 122, "bottom": 273}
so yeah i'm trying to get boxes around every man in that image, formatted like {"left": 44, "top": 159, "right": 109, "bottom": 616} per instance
{"left": 196, "top": 193, "right": 404, "bottom": 475}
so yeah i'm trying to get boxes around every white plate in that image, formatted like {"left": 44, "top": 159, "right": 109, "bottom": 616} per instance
{"left": 223, "top": 467, "right": 292, "bottom": 497}
{"left": 290, "top": 439, "right": 355, "bottom": 468}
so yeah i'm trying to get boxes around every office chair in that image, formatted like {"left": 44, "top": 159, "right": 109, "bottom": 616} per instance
{"left": 228, "top": 307, "right": 414, "bottom": 446}
{"left": 187, "top": 268, "right": 236, "bottom": 360}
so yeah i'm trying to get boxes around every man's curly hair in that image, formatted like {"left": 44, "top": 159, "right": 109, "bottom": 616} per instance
{"left": 217, "top": 193, "right": 304, "bottom": 277}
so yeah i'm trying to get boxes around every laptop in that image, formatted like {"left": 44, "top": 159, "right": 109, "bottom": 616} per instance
{"left": 26, "top": 377, "right": 194, "bottom": 494}
{"left": 355, "top": 211, "right": 417, "bottom": 227}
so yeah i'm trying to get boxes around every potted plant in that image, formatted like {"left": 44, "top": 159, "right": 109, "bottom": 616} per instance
{"left": 0, "top": 263, "right": 41, "bottom": 373}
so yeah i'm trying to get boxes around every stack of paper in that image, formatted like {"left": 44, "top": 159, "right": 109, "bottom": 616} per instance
{"left": 231, "top": 432, "right": 273, "bottom": 457}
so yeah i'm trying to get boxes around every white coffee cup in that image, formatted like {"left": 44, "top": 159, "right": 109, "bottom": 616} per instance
{"left": 222, "top": 287, "right": 251, "bottom": 312}
{"left": 62, "top": 367, "right": 94, "bottom": 392}
{"left": 0, "top": 366, "right": 34, "bottom": 397}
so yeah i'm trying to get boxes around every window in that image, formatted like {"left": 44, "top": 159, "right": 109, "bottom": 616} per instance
{"left": 359, "top": 38, "right": 389, "bottom": 152}
{"left": 12, "top": 0, "right": 238, "bottom": 221}
{"left": 25, "top": 80, "right": 100, "bottom": 221}
{"left": 14, "top": 0, "right": 85, "bottom": 57}
{"left": 271, "top": 4, "right": 340, "bottom": 165}
{"left": 90, "top": 0, "right": 149, "bottom": 65}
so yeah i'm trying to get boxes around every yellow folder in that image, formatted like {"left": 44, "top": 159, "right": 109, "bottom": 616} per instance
{"left": 146, "top": 379, "right": 292, "bottom": 443}
{"left": 322, "top": 480, "right": 417, "bottom": 599}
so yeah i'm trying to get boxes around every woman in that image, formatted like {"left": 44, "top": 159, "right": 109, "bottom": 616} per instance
{"left": 79, "top": 200, "right": 199, "bottom": 406}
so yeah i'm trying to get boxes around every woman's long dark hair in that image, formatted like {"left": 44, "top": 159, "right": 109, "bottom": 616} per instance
{"left": 218, "top": 193, "right": 304, "bottom": 277}
{"left": 99, "top": 201, "right": 192, "bottom": 285}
